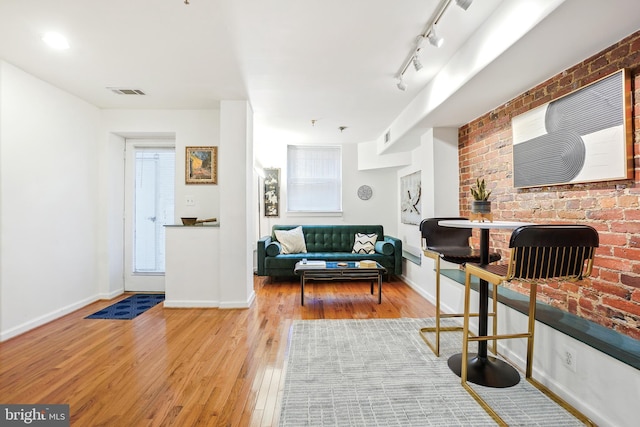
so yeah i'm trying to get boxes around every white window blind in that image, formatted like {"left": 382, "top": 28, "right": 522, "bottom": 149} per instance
{"left": 287, "top": 145, "right": 342, "bottom": 212}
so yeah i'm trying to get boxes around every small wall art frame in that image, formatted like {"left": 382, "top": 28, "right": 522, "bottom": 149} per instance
{"left": 185, "top": 146, "right": 217, "bottom": 184}
{"left": 401, "top": 170, "right": 421, "bottom": 225}
{"left": 263, "top": 168, "right": 280, "bottom": 217}
{"left": 511, "top": 68, "right": 632, "bottom": 188}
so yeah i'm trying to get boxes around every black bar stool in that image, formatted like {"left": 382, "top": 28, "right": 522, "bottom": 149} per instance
{"left": 460, "top": 224, "right": 598, "bottom": 425}
{"left": 419, "top": 218, "right": 501, "bottom": 356}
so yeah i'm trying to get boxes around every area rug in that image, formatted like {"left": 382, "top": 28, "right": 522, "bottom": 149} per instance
{"left": 279, "top": 318, "right": 584, "bottom": 426}
{"left": 85, "top": 294, "right": 165, "bottom": 320}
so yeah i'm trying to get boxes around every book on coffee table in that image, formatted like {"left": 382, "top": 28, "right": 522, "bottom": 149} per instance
{"left": 299, "top": 260, "right": 326, "bottom": 268}
{"left": 358, "top": 260, "right": 377, "bottom": 268}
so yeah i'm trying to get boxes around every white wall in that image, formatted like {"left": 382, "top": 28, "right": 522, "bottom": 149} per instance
{"left": 97, "top": 133, "right": 125, "bottom": 299}
{"left": 0, "top": 64, "right": 252, "bottom": 336}
{"left": 101, "top": 109, "right": 220, "bottom": 221}
{"left": 0, "top": 61, "right": 101, "bottom": 340}
{"left": 219, "top": 100, "right": 255, "bottom": 308}
{"left": 254, "top": 142, "right": 398, "bottom": 240}
{"left": 99, "top": 109, "right": 220, "bottom": 299}
{"left": 399, "top": 128, "right": 460, "bottom": 292}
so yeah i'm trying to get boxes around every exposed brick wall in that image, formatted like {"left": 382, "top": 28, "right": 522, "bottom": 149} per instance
{"left": 458, "top": 31, "right": 640, "bottom": 340}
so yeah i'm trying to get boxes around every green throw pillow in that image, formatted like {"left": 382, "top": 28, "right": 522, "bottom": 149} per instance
{"left": 266, "top": 241, "right": 281, "bottom": 256}
{"left": 375, "top": 241, "right": 394, "bottom": 255}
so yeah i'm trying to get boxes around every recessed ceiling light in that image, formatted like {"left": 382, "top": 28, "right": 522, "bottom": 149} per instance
{"left": 42, "top": 32, "right": 70, "bottom": 50}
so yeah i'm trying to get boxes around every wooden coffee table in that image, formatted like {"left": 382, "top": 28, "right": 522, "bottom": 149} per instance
{"left": 294, "top": 260, "right": 386, "bottom": 306}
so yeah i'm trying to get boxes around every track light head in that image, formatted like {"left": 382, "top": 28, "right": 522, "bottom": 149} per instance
{"left": 412, "top": 55, "right": 423, "bottom": 71}
{"left": 396, "top": 79, "right": 407, "bottom": 91}
{"left": 455, "top": 0, "right": 473, "bottom": 11}
{"left": 427, "top": 26, "right": 444, "bottom": 48}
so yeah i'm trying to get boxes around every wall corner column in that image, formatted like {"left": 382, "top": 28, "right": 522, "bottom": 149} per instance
{"left": 219, "top": 101, "right": 255, "bottom": 308}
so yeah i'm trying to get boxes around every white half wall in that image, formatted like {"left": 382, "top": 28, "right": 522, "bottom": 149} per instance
{"left": 164, "top": 226, "right": 220, "bottom": 307}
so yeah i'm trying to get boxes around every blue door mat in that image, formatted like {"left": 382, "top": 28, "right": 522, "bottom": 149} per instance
{"left": 85, "top": 294, "right": 165, "bottom": 320}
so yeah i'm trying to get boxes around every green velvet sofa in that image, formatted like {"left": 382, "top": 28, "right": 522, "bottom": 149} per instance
{"left": 256, "top": 224, "right": 402, "bottom": 277}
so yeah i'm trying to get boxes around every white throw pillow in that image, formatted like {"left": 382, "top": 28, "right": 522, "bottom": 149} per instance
{"left": 274, "top": 226, "right": 308, "bottom": 254}
{"left": 352, "top": 233, "right": 377, "bottom": 254}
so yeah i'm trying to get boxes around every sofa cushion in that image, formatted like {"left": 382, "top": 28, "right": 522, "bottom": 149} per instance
{"left": 265, "top": 241, "right": 281, "bottom": 256}
{"left": 274, "top": 224, "right": 384, "bottom": 252}
{"left": 375, "top": 241, "right": 395, "bottom": 255}
{"left": 274, "top": 226, "right": 307, "bottom": 254}
{"left": 352, "top": 233, "right": 377, "bottom": 254}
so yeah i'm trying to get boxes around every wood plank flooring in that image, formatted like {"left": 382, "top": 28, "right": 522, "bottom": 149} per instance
{"left": 0, "top": 275, "right": 435, "bottom": 427}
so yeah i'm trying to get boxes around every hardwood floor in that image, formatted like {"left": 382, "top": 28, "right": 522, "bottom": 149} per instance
{"left": 0, "top": 275, "right": 435, "bottom": 427}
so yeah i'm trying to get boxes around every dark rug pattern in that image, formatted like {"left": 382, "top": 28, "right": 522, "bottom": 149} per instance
{"left": 85, "top": 294, "right": 165, "bottom": 320}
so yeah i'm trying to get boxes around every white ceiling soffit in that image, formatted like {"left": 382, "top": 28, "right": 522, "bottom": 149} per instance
{"left": 382, "top": 0, "right": 640, "bottom": 154}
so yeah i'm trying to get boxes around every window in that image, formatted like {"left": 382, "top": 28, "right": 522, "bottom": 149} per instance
{"left": 287, "top": 145, "right": 342, "bottom": 212}
{"left": 133, "top": 147, "right": 175, "bottom": 273}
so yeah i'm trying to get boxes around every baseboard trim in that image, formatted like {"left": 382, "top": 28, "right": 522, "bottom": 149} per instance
{"left": 98, "top": 289, "right": 124, "bottom": 300}
{"left": 219, "top": 290, "right": 256, "bottom": 309}
{"left": 0, "top": 295, "right": 99, "bottom": 342}
{"left": 163, "top": 300, "right": 219, "bottom": 308}
{"left": 164, "top": 291, "right": 255, "bottom": 309}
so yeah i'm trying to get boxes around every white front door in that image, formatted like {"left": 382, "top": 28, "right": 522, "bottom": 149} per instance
{"left": 124, "top": 140, "right": 175, "bottom": 292}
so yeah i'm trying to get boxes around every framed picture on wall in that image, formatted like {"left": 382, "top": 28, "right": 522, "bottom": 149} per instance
{"left": 185, "top": 146, "right": 218, "bottom": 184}
{"left": 264, "top": 168, "right": 280, "bottom": 217}
{"left": 401, "top": 171, "right": 421, "bottom": 225}
{"left": 512, "top": 69, "right": 632, "bottom": 188}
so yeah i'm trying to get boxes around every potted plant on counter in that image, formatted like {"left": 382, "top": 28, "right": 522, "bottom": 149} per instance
{"left": 470, "top": 178, "right": 492, "bottom": 221}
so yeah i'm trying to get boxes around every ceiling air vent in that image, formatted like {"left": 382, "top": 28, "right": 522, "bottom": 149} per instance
{"left": 107, "top": 87, "right": 146, "bottom": 95}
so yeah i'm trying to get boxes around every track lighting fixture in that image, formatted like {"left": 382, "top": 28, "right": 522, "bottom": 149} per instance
{"left": 412, "top": 55, "right": 423, "bottom": 71}
{"left": 394, "top": 0, "right": 472, "bottom": 89}
{"left": 427, "top": 25, "right": 444, "bottom": 48}
{"left": 455, "top": 0, "right": 473, "bottom": 11}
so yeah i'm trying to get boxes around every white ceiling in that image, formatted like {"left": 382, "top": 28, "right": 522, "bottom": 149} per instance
{"left": 0, "top": 0, "right": 639, "bottom": 146}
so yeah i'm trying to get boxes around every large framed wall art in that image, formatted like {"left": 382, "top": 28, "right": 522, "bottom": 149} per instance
{"left": 400, "top": 171, "right": 421, "bottom": 225}
{"left": 511, "top": 69, "right": 632, "bottom": 188}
